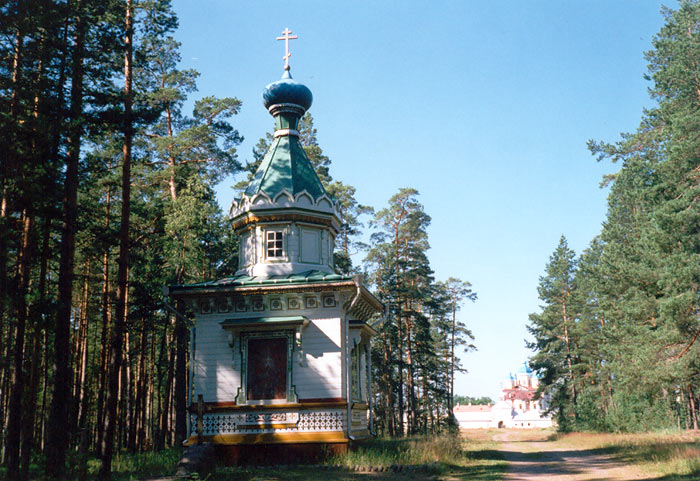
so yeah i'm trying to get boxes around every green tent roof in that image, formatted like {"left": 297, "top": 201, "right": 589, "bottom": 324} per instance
{"left": 244, "top": 135, "right": 326, "bottom": 200}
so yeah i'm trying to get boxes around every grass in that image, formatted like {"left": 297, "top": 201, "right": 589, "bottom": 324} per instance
{"left": 12, "top": 430, "right": 700, "bottom": 480}
{"left": 539, "top": 430, "right": 700, "bottom": 480}
{"left": 0, "top": 447, "right": 182, "bottom": 481}
{"left": 0, "top": 433, "right": 505, "bottom": 480}
{"left": 206, "top": 434, "right": 507, "bottom": 481}
{"left": 334, "top": 435, "right": 465, "bottom": 466}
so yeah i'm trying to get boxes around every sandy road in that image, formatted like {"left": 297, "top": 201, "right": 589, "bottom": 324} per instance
{"left": 492, "top": 431, "right": 653, "bottom": 481}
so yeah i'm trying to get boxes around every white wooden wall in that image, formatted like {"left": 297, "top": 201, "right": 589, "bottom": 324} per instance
{"left": 192, "top": 309, "right": 343, "bottom": 403}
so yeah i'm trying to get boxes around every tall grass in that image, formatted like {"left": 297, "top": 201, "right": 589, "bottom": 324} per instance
{"left": 0, "top": 447, "right": 183, "bottom": 481}
{"left": 109, "top": 447, "right": 182, "bottom": 480}
{"left": 333, "top": 435, "right": 464, "bottom": 467}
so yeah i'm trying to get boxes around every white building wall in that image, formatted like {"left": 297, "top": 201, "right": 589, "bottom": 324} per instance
{"left": 295, "top": 316, "right": 342, "bottom": 399}
{"left": 191, "top": 305, "right": 344, "bottom": 403}
{"left": 192, "top": 315, "right": 240, "bottom": 403}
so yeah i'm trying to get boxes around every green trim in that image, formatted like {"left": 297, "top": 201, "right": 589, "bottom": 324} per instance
{"left": 220, "top": 316, "right": 308, "bottom": 328}
{"left": 235, "top": 330, "right": 299, "bottom": 405}
{"left": 172, "top": 269, "right": 351, "bottom": 290}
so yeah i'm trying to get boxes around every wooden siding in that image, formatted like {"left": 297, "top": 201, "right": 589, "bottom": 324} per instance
{"left": 193, "top": 316, "right": 240, "bottom": 403}
{"left": 296, "top": 317, "right": 342, "bottom": 399}
{"left": 192, "top": 311, "right": 343, "bottom": 403}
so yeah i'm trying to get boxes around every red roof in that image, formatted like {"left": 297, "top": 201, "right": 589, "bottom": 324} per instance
{"left": 454, "top": 404, "right": 493, "bottom": 412}
{"left": 502, "top": 386, "right": 536, "bottom": 401}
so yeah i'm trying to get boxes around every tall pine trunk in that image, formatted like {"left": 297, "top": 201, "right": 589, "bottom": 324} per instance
{"left": 174, "top": 301, "right": 188, "bottom": 445}
{"left": 20, "top": 215, "right": 51, "bottom": 481}
{"left": 99, "top": 0, "right": 132, "bottom": 476}
{"left": 46, "top": 4, "right": 86, "bottom": 475}
{"left": 6, "top": 210, "right": 34, "bottom": 478}
{"left": 96, "top": 170, "right": 113, "bottom": 455}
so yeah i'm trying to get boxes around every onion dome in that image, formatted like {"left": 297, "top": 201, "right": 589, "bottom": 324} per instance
{"left": 240, "top": 69, "right": 326, "bottom": 201}
{"left": 517, "top": 362, "right": 532, "bottom": 374}
{"left": 230, "top": 66, "right": 340, "bottom": 278}
{"left": 230, "top": 67, "right": 339, "bottom": 235}
{"left": 262, "top": 70, "right": 313, "bottom": 116}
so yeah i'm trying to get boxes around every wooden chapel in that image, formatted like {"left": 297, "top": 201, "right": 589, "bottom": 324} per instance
{"left": 165, "top": 29, "right": 383, "bottom": 464}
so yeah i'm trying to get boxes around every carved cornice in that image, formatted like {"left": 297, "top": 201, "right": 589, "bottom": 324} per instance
{"left": 233, "top": 211, "right": 338, "bottom": 233}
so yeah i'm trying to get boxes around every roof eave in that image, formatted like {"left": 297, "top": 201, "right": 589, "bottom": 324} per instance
{"left": 168, "top": 279, "right": 358, "bottom": 298}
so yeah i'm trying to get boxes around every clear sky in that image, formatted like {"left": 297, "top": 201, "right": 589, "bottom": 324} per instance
{"left": 172, "top": 0, "right": 671, "bottom": 400}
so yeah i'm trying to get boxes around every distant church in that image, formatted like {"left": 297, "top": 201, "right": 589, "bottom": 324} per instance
{"left": 166, "top": 30, "right": 382, "bottom": 464}
{"left": 454, "top": 363, "right": 554, "bottom": 429}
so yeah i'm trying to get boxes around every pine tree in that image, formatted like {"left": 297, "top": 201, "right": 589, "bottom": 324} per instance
{"left": 527, "top": 236, "right": 580, "bottom": 430}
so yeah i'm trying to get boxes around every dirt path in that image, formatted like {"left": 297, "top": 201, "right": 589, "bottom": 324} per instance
{"left": 492, "top": 431, "right": 653, "bottom": 481}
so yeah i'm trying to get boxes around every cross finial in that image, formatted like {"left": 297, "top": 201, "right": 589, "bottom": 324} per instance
{"left": 276, "top": 27, "right": 298, "bottom": 71}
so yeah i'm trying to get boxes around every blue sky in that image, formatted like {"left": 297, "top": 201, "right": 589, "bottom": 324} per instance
{"left": 172, "top": 1, "right": 671, "bottom": 399}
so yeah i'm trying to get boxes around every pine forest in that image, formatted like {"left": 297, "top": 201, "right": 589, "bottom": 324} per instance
{"left": 0, "top": 1, "right": 476, "bottom": 478}
{"left": 4, "top": 0, "right": 700, "bottom": 480}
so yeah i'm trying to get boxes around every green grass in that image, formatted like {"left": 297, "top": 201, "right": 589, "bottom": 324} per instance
{"left": 0, "top": 434, "right": 508, "bottom": 480}
{"left": 334, "top": 435, "right": 464, "bottom": 467}
{"left": 0, "top": 447, "right": 182, "bottom": 481}
{"left": 206, "top": 434, "right": 507, "bottom": 481}
{"left": 107, "top": 447, "right": 182, "bottom": 480}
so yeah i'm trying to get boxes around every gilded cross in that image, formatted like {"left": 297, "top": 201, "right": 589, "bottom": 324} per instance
{"left": 276, "top": 27, "right": 298, "bottom": 71}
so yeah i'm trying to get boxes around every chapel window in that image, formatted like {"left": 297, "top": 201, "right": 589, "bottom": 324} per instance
{"left": 266, "top": 231, "right": 284, "bottom": 258}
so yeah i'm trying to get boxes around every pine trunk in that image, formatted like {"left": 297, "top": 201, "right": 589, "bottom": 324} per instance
{"left": 96, "top": 178, "right": 112, "bottom": 455}
{"left": 689, "top": 384, "right": 698, "bottom": 430}
{"left": 6, "top": 211, "right": 34, "bottom": 478}
{"left": 46, "top": 6, "right": 86, "bottom": 475}
{"left": 19, "top": 215, "right": 50, "bottom": 481}
{"left": 99, "top": 0, "right": 132, "bottom": 476}
{"left": 158, "top": 331, "right": 176, "bottom": 448}
{"left": 174, "top": 300, "right": 188, "bottom": 445}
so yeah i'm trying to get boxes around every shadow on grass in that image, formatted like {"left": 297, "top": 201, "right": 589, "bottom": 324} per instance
{"left": 464, "top": 448, "right": 505, "bottom": 461}
{"left": 441, "top": 462, "right": 508, "bottom": 481}
{"left": 494, "top": 433, "right": 700, "bottom": 481}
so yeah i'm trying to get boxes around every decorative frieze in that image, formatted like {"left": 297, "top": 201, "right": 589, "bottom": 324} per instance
{"left": 287, "top": 297, "right": 301, "bottom": 309}
{"left": 234, "top": 298, "right": 247, "bottom": 312}
{"left": 252, "top": 297, "right": 265, "bottom": 312}
{"left": 190, "top": 292, "right": 346, "bottom": 316}
{"left": 322, "top": 294, "right": 336, "bottom": 308}
{"left": 270, "top": 297, "right": 283, "bottom": 311}
{"left": 193, "top": 409, "right": 345, "bottom": 436}
{"left": 304, "top": 295, "right": 318, "bottom": 309}
{"left": 297, "top": 410, "right": 344, "bottom": 431}
{"left": 199, "top": 299, "right": 213, "bottom": 314}
{"left": 216, "top": 297, "right": 230, "bottom": 313}
{"left": 239, "top": 412, "right": 299, "bottom": 429}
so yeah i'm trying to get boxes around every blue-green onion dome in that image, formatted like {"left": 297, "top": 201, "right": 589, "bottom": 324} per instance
{"left": 262, "top": 70, "right": 313, "bottom": 114}
{"left": 517, "top": 362, "right": 532, "bottom": 374}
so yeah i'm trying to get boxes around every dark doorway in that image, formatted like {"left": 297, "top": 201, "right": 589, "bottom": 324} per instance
{"left": 247, "top": 337, "right": 287, "bottom": 400}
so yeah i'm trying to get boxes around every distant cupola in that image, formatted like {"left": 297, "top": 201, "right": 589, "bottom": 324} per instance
{"left": 230, "top": 45, "right": 340, "bottom": 277}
